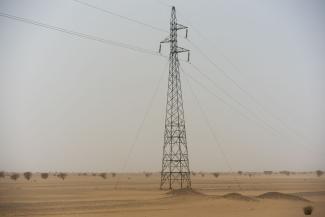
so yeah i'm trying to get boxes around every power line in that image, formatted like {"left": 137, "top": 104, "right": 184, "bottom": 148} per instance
{"left": 182, "top": 68, "right": 242, "bottom": 190}
{"left": 187, "top": 37, "right": 309, "bottom": 145}
{"left": 72, "top": 0, "right": 168, "bottom": 33}
{"left": 187, "top": 63, "right": 286, "bottom": 139}
{"left": 176, "top": 8, "right": 309, "bottom": 146}
{"left": 0, "top": 12, "right": 165, "bottom": 58}
{"left": 114, "top": 60, "right": 168, "bottom": 189}
{"left": 180, "top": 66, "right": 280, "bottom": 137}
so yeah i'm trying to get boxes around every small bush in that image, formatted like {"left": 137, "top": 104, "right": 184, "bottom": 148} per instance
{"left": 144, "top": 172, "right": 152, "bottom": 178}
{"left": 264, "top": 171, "right": 273, "bottom": 175}
{"left": 0, "top": 171, "right": 5, "bottom": 178}
{"left": 303, "top": 206, "right": 313, "bottom": 215}
{"left": 11, "top": 173, "right": 19, "bottom": 181}
{"left": 212, "top": 172, "right": 219, "bottom": 178}
{"left": 111, "top": 172, "right": 116, "bottom": 177}
{"left": 200, "top": 172, "right": 205, "bottom": 177}
{"left": 92, "top": 173, "right": 97, "bottom": 176}
{"left": 316, "top": 170, "right": 323, "bottom": 177}
{"left": 280, "top": 170, "right": 290, "bottom": 176}
{"left": 238, "top": 171, "right": 243, "bottom": 175}
{"left": 41, "top": 173, "right": 49, "bottom": 179}
{"left": 57, "top": 173, "right": 67, "bottom": 180}
{"left": 191, "top": 171, "right": 196, "bottom": 176}
{"left": 99, "top": 173, "right": 106, "bottom": 179}
{"left": 23, "top": 172, "right": 32, "bottom": 180}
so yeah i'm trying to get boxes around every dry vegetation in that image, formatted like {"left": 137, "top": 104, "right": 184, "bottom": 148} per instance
{"left": 303, "top": 206, "right": 313, "bottom": 215}
{"left": 144, "top": 172, "right": 152, "bottom": 178}
{"left": 280, "top": 170, "right": 291, "bottom": 176}
{"left": 99, "top": 173, "right": 107, "bottom": 179}
{"left": 0, "top": 171, "right": 5, "bottom": 178}
{"left": 111, "top": 172, "right": 116, "bottom": 177}
{"left": 316, "top": 170, "right": 324, "bottom": 177}
{"left": 23, "top": 172, "right": 32, "bottom": 180}
{"left": 57, "top": 172, "right": 67, "bottom": 180}
{"left": 10, "top": 173, "right": 19, "bottom": 181}
{"left": 41, "top": 173, "right": 49, "bottom": 179}
{"left": 212, "top": 172, "right": 219, "bottom": 178}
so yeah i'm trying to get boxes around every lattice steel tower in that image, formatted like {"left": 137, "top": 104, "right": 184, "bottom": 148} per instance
{"left": 159, "top": 6, "right": 191, "bottom": 189}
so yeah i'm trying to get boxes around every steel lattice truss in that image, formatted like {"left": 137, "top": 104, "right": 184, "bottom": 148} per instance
{"left": 159, "top": 6, "right": 191, "bottom": 189}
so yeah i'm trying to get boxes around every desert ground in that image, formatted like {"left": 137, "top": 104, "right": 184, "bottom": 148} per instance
{"left": 0, "top": 172, "right": 324, "bottom": 217}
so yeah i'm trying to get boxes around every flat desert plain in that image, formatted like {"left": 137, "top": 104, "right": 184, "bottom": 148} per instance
{"left": 1, "top": 172, "right": 325, "bottom": 217}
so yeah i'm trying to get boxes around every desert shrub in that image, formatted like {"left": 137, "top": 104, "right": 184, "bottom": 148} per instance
{"left": 0, "top": 171, "right": 5, "bottom": 178}
{"left": 99, "top": 173, "right": 107, "bottom": 179}
{"left": 191, "top": 171, "right": 196, "bottom": 176}
{"left": 144, "top": 172, "right": 152, "bottom": 178}
{"left": 280, "top": 170, "right": 290, "bottom": 176}
{"left": 111, "top": 172, "right": 116, "bottom": 177}
{"left": 23, "top": 172, "right": 32, "bottom": 180}
{"left": 212, "top": 172, "right": 219, "bottom": 178}
{"left": 264, "top": 171, "right": 273, "bottom": 175}
{"left": 316, "top": 170, "right": 323, "bottom": 177}
{"left": 200, "top": 172, "right": 205, "bottom": 177}
{"left": 41, "top": 173, "right": 49, "bottom": 179}
{"left": 248, "top": 173, "right": 252, "bottom": 178}
{"left": 82, "top": 173, "right": 88, "bottom": 176}
{"left": 57, "top": 173, "right": 67, "bottom": 180}
{"left": 303, "top": 206, "right": 313, "bottom": 215}
{"left": 11, "top": 173, "right": 19, "bottom": 181}
{"left": 92, "top": 173, "right": 97, "bottom": 176}
{"left": 238, "top": 171, "right": 243, "bottom": 175}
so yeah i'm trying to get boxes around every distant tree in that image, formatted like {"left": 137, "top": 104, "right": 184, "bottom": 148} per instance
{"left": 144, "top": 172, "right": 152, "bottom": 178}
{"left": 264, "top": 171, "right": 273, "bottom": 175}
{"left": 11, "top": 173, "right": 19, "bottom": 181}
{"left": 212, "top": 172, "right": 219, "bottom": 178}
{"left": 111, "top": 172, "right": 116, "bottom": 177}
{"left": 23, "top": 172, "right": 32, "bottom": 180}
{"left": 280, "top": 170, "right": 290, "bottom": 176}
{"left": 92, "top": 173, "right": 97, "bottom": 176}
{"left": 248, "top": 173, "right": 252, "bottom": 178}
{"left": 238, "top": 171, "right": 243, "bottom": 175}
{"left": 99, "top": 173, "right": 107, "bottom": 179}
{"left": 200, "top": 172, "right": 205, "bottom": 177}
{"left": 57, "top": 173, "right": 67, "bottom": 180}
{"left": 303, "top": 206, "right": 313, "bottom": 215}
{"left": 316, "top": 170, "right": 324, "bottom": 177}
{"left": 191, "top": 171, "right": 196, "bottom": 176}
{"left": 41, "top": 173, "right": 49, "bottom": 179}
{"left": 0, "top": 171, "right": 5, "bottom": 178}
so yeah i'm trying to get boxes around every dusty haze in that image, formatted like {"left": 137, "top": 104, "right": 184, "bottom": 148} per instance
{"left": 0, "top": 0, "right": 324, "bottom": 172}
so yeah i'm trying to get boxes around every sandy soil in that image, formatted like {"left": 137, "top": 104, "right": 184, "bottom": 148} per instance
{"left": 0, "top": 172, "right": 324, "bottom": 216}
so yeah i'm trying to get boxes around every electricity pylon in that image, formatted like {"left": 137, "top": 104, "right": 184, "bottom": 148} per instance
{"left": 159, "top": 6, "right": 191, "bottom": 190}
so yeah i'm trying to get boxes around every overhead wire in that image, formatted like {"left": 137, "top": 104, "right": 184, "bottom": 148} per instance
{"left": 176, "top": 8, "right": 310, "bottom": 147}
{"left": 187, "top": 30, "right": 309, "bottom": 146}
{"left": 187, "top": 63, "right": 285, "bottom": 138}
{"left": 0, "top": 12, "right": 166, "bottom": 58}
{"left": 182, "top": 67, "right": 242, "bottom": 190}
{"left": 72, "top": 0, "right": 169, "bottom": 33}
{"left": 114, "top": 60, "right": 169, "bottom": 189}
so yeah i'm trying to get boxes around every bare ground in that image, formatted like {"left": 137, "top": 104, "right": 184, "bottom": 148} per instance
{"left": 0, "top": 172, "right": 324, "bottom": 217}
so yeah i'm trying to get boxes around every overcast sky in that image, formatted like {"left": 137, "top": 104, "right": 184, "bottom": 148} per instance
{"left": 0, "top": 0, "right": 324, "bottom": 172}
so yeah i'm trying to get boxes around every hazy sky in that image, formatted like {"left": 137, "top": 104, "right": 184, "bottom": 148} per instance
{"left": 1, "top": 0, "right": 324, "bottom": 172}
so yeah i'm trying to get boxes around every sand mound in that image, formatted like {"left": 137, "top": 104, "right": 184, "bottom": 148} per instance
{"left": 257, "top": 192, "right": 309, "bottom": 202}
{"left": 222, "top": 193, "right": 257, "bottom": 201}
{"left": 166, "top": 188, "right": 205, "bottom": 197}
